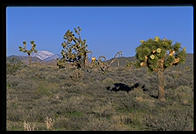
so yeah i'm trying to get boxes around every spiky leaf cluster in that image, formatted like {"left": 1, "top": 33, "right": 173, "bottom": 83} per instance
{"left": 58, "top": 26, "right": 91, "bottom": 69}
{"left": 19, "top": 41, "right": 37, "bottom": 56}
{"left": 136, "top": 37, "right": 186, "bottom": 72}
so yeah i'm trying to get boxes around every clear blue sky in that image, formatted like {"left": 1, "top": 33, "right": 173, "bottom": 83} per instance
{"left": 6, "top": 6, "right": 193, "bottom": 59}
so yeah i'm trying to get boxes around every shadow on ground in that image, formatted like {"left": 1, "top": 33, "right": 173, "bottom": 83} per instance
{"left": 107, "top": 83, "right": 159, "bottom": 99}
{"left": 106, "top": 83, "right": 139, "bottom": 93}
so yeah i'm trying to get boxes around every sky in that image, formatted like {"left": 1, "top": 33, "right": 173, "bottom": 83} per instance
{"left": 6, "top": 6, "right": 193, "bottom": 59}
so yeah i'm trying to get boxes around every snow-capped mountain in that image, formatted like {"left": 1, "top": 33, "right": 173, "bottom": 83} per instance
{"left": 32, "top": 51, "right": 55, "bottom": 60}
{"left": 43, "top": 54, "right": 61, "bottom": 62}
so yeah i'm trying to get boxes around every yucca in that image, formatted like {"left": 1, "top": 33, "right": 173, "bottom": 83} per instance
{"left": 136, "top": 36, "right": 186, "bottom": 101}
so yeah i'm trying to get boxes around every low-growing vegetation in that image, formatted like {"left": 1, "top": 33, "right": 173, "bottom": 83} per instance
{"left": 6, "top": 54, "right": 193, "bottom": 131}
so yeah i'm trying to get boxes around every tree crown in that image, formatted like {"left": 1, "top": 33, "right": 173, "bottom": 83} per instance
{"left": 19, "top": 41, "right": 37, "bottom": 55}
{"left": 135, "top": 36, "right": 186, "bottom": 72}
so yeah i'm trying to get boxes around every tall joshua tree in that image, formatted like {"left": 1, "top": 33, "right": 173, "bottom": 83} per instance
{"left": 57, "top": 26, "right": 91, "bottom": 69}
{"left": 19, "top": 41, "right": 37, "bottom": 65}
{"left": 135, "top": 36, "right": 186, "bottom": 101}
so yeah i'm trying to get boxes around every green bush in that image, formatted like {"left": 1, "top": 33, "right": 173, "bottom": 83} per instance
{"left": 6, "top": 62, "right": 23, "bottom": 75}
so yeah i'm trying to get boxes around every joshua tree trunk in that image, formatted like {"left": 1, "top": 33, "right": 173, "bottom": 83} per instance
{"left": 157, "top": 70, "right": 165, "bottom": 101}
{"left": 28, "top": 54, "right": 32, "bottom": 65}
{"left": 81, "top": 53, "right": 86, "bottom": 69}
{"left": 83, "top": 55, "right": 86, "bottom": 69}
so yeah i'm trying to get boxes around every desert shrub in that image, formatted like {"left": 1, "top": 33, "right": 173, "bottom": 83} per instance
{"left": 38, "top": 67, "right": 53, "bottom": 72}
{"left": 7, "top": 76, "right": 21, "bottom": 88}
{"left": 33, "top": 72, "right": 46, "bottom": 80}
{"left": 54, "top": 115, "right": 88, "bottom": 130}
{"left": 36, "top": 86, "right": 52, "bottom": 97}
{"left": 69, "top": 69, "right": 84, "bottom": 80}
{"left": 24, "top": 107, "right": 53, "bottom": 122}
{"left": 102, "top": 77, "right": 115, "bottom": 87}
{"left": 173, "top": 86, "right": 193, "bottom": 105}
{"left": 61, "top": 80, "right": 74, "bottom": 88}
{"left": 164, "top": 86, "right": 193, "bottom": 106}
{"left": 6, "top": 120, "right": 24, "bottom": 131}
{"left": 91, "top": 101, "right": 115, "bottom": 119}
{"left": 83, "top": 115, "right": 114, "bottom": 131}
{"left": 6, "top": 62, "right": 24, "bottom": 75}
{"left": 176, "top": 77, "right": 191, "bottom": 87}
{"left": 58, "top": 73, "right": 68, "bottom": 80}
{"left": 164, "top": 69, "right": 193, "bottom": 90}
{"left": 68, "top": 116, "right": 88, "bottom": 130}
{"left": 137, "top": 73, "right": 158, "bottom": 97}
{"left": 6, "top": 57, "right": 24, "bottom": 74}
{"left": 116, "top": 89, "right": 143, "bottom": 113}
{"left": 34, "top": 123, "right": 46, "bottom": 131}
{"left": 145, "top": 108, "right": 193, "bottom": 131}
{"left": 164, "top": 74, "right": 177, "bottom": 89}
{"left": 15, "top": 79, "right": 38, "bottom": 91}
{"left": 111, "top": 113, "right": 133, "bottom": 126}
{"left": 7, "top": 108, "right": 25, "bottom": 122}
{"left": 46, "top": 75, "right": 60, "bottom": 83}
{"left": 23, "top": 110, "right": 42, "bottom": 122}
{"left": 61, "top": 95, "right": 87, "bottom": 113}
{"left": 53, "top": 118, "right": 68, "bottom": 129}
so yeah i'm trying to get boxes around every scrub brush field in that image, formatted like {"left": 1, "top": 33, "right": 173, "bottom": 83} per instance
{"left": 6, "top": 54, "right": 193, "bottom": 131}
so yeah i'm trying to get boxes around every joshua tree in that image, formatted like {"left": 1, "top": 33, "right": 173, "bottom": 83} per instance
{"left": 96, "top": 56, "right": 115, "bottom": 73}
{"left": 19, "top": 41, "right": 37, "bottom": 65}
{"left": 57, "top": 26, "right": 91, "bottom": 69}
{"left": 114, "top": 51, "right": 122, "bottom": 67}
{"left": 98, "top": 56, "right": 107, "bottom": 72}
{"left": 135, "top": 36, "right": 186, "bottom": 101}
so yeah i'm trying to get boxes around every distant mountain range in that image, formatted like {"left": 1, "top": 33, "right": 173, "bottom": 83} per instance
{"left": 7, "top": 51, "right": 193, "bottom": 67}
{"left": 31, "top": 51, "right": 61, "bottom": 62}
{"left": 32, "top": 51, "right": 55, "bottom": 60}
{"left": 7, "top": 51, "right": 61, "bottom": 63}
{"left": 7, "top": 55, "right": 42, "bottom": 63}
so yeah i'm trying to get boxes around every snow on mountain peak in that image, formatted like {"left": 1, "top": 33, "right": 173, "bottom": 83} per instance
{"left": 32, "top": 50, "right": 55, "bottom": 60}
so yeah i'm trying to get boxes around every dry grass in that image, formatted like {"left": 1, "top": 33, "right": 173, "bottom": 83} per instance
{"left": 45, "top": 117, "right": 55, "bottom": 130}
{"left": 24, "top": 121, "right": 36, "bottom": 131}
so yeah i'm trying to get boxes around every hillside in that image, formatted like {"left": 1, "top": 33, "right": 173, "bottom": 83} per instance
{"left": 7, "top": 55, "right": 42, "bottom": 63}
{"left": 6, "top": 54, "right": 193, "bottom": 131}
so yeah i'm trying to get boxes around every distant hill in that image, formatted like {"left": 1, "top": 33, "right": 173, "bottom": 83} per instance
{"left": 7, "top": 55, "right": 42, "bottom": 64}
{"left": 6, "top": 53, "right": 193, "bottom": 68}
